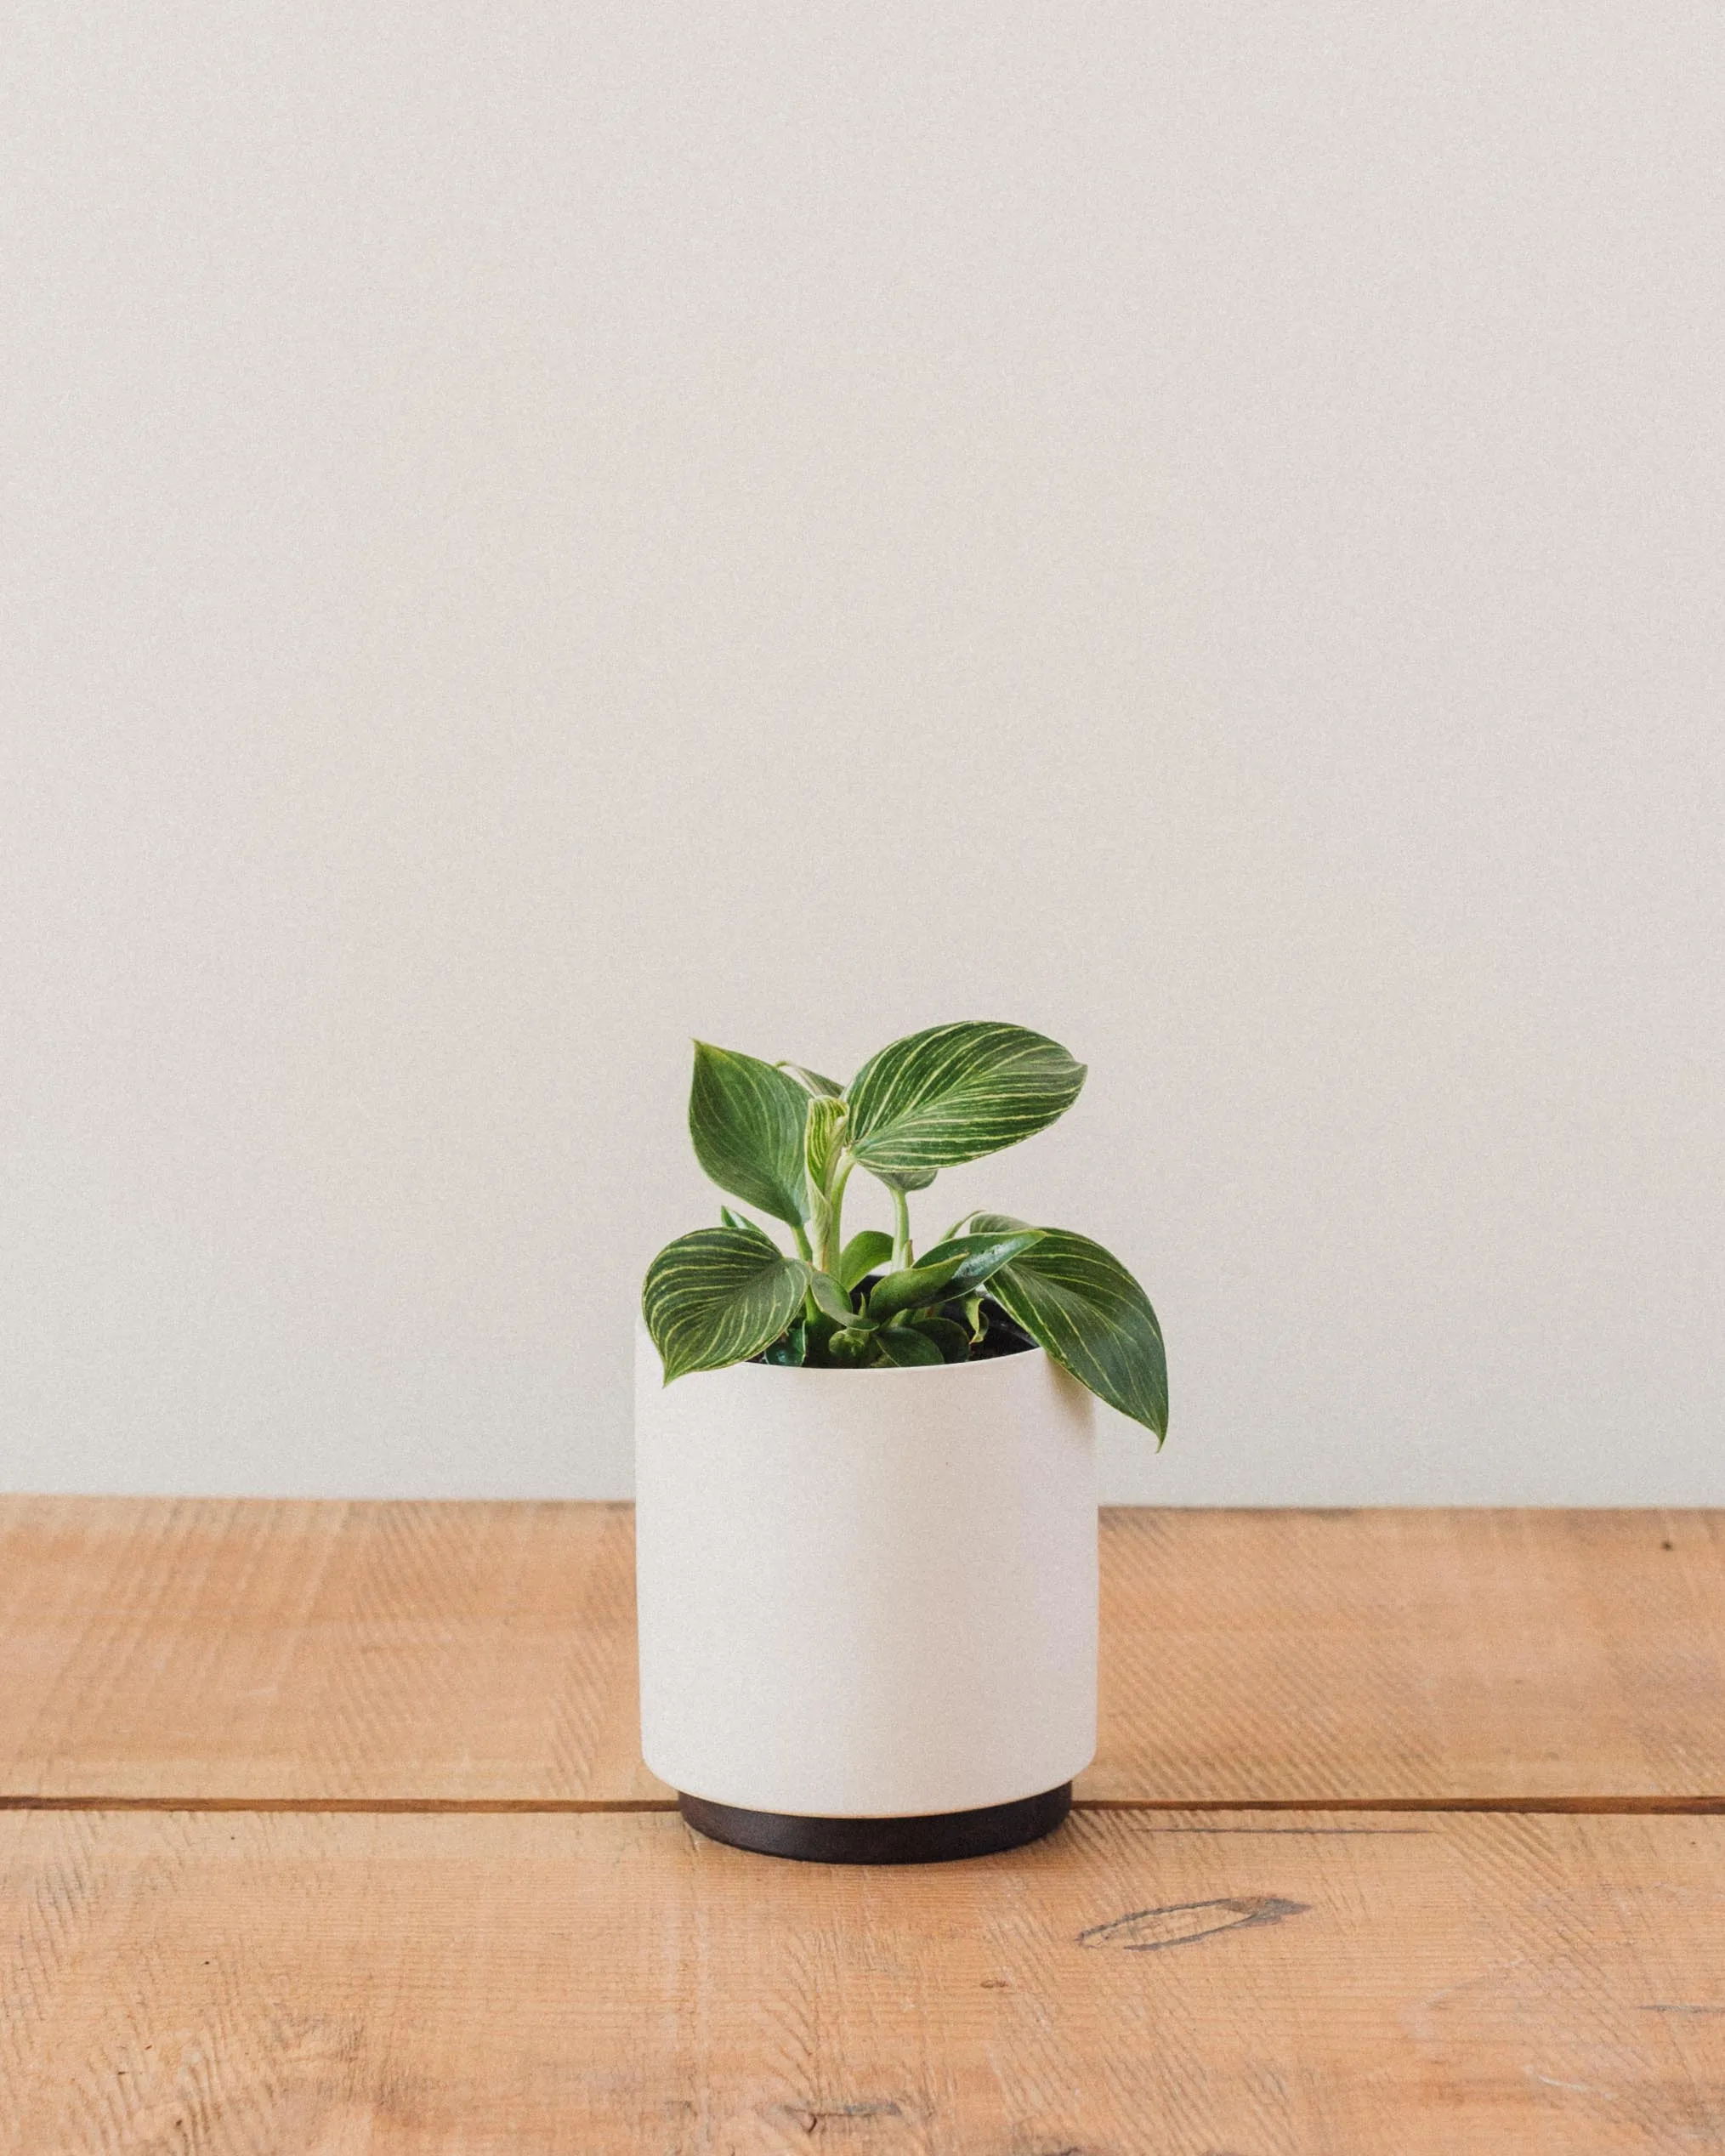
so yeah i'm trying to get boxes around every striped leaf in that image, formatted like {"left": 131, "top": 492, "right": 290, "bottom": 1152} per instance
{"left": 970, "top": 1213, "right": 1168, "bottom": 1440}
{"left": 845, "top": 1023, "right": 1087, "bottom": 1174}
{"left": 689, "top": 1041, "right": 810, "bottom": 1229}
{"left": 803, "top": 1095, "right": 848, "bottom": 1195}
{"left": 643, "top": 1223, "right": 811, "bottom": 1382}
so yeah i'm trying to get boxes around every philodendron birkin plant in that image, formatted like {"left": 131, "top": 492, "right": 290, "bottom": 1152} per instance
{"left": 642, "top": 1021, "right": 1167, "bottom": 1438}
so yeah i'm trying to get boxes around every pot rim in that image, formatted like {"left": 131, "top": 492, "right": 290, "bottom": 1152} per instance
{"left": 634, "top": 1319, "right": 1048, "bottom": 1387}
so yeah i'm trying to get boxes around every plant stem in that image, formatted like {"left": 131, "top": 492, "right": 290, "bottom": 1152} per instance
{"left": 890, "top": 1183, "right": 913, "bottom": 1271}
{"left": 790, "top": 1220, "right": 813, "bottom": 1262}
{"left": 815, "top": 1155, "right": 854, "bottom": 1276}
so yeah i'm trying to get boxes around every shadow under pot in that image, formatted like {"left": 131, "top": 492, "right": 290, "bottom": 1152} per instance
{"left": 633, "top": 1328, "right": 1098, "bottom": 1863}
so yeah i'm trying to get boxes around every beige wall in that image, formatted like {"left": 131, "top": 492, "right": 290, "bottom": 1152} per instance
{"left": 4, "top": 4, "right": 1721, "bottom": 1501}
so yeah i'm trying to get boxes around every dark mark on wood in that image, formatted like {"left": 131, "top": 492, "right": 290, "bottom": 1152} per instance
{"left": 1078, "top": 1896, "right": 1309, "bottom": 1952}
{"left": 1641, "top": 2002, "right": 1725, "bottom": 2015}
{"left": 771, "top": 2101, "right": 905, "bottom": 2132}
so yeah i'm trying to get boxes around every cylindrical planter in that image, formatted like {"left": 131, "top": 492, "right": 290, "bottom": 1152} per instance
{"left": 634, "top": 1326, "right": 1098, "bottom": 1863}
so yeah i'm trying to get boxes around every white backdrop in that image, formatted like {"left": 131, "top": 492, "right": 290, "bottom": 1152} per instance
{"left": 4, "top": 3, "right": 1721, "bottom": 1502}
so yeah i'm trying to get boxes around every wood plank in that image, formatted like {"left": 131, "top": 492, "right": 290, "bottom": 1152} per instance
{"left": 0, "top": 1498, "right": 653, "bottom": 1802}
{"left": 6, "top": 1807, "right": 1724, "bottom": 2153}
{"left": 3, "top": 1499, "right": 1722, "bottom": 1802}
{"left": 1092, "top": 1506, "right": 1725, "bottom": 1802}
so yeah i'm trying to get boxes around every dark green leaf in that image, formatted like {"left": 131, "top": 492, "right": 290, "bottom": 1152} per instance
{"left": 914, "top": 1229, "right": 1047, "bottom": 1292}
{"left": 763, "top": 1320, "right": 806, "bottom": 1367}
{"left": 865, "top": 1254, "right": 966, "bottom": 1320}
{"left": 873, "top": 1326, "right": 945, "bottom": 1368}
{"left": 827, "top": 1325, "right": 876, "bottom": 1365}
{"left": 643, "top": 1224, "right": 811, "bottom": 1382}
{"left": 689, "top": 1042, "right": 810, "bottom": 1229}
{"left": 837, "top": 1230, "right": 894, "bottom": 1292}
{"left": 969, "top": 1214, "right": 1168, "bottom": 1439}
{"left": 907, "top": 1314, "right": 972, "bottom": 1364}
{"left": 845, "top": 1022, "right": 1087, "bottom": 1174}
{"left": 808, "top": 1269, "right": 864, "bottom": 1329}
{"left": 798, "top": 1312, "right": 840, "bottom": 1365}
{"left": 865, "top": 1229, "right": 1045, "bottom": 1321}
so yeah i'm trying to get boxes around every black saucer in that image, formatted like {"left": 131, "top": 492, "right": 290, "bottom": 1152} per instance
{"left": 677, "top": 1782, "right": 1072, "bottom": 1864}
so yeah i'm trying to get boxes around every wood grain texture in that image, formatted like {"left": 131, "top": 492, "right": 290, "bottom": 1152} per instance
{"left": 1092, "top": 1506, "right": 1725, "bottom": 1803}
{"left": 5, "top": 1807, "right": 1724, "bottom": 2153}
{"left": 3, "top": 1500, "right": 1722, "bottom": 1802}
{"left": 0, "top": 1498, "right": 655, "bottom": 1803}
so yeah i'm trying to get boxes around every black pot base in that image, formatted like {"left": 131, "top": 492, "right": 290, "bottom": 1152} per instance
{"left": 677, "top": 1782, "right": 1072, "bottom": 1864}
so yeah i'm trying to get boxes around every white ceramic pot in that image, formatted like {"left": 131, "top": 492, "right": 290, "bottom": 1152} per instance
{"left": 634, "top": 1326, "right": 1098, "bottom": 1859}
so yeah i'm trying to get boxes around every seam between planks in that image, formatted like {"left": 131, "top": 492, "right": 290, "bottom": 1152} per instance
{"left": 3, "top": 1795, "right": 1722, "bottom": 1814}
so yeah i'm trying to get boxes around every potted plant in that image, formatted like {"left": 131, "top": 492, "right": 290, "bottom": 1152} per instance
{"left": 637, "top": 1021, "right": 1167, "bottom": 1863}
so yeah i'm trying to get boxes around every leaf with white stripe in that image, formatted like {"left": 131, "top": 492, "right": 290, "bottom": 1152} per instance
{"left": 643, "top": 1223, "right": 811, "bottom": 1382}
{"left": 845, "top": 1023, "right": 1086, "bottom": 1173}
{"left": 689, "top": 1041, "right": 810, "bottom": 1228}
{"left": 969, "top": 1213, "right": 1168, "bottom": 1439}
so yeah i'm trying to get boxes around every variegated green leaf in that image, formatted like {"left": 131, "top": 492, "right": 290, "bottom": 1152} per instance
{"left": 689, "top": 1041, "right": 810, "bottom": 1228}
{"left": 845, "top": 1023, "right": 1087, "bottom": 1173}
{"left": 803, "top": 1095, "right": 848, "bottom": 1195}
{"left": 837, "top": 1230, "right": 894, "bottom": 1291}
{"left": 970, "top": 1213, "right": 1168, "bottom": 1439}
{"left": 643, "top": 1223, "right": 811, "bottom": 1382}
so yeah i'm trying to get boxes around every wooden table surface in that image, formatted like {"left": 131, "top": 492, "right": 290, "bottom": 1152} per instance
{"left": 4, "top": 1501, "right": 1723, "bottom": 2151}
